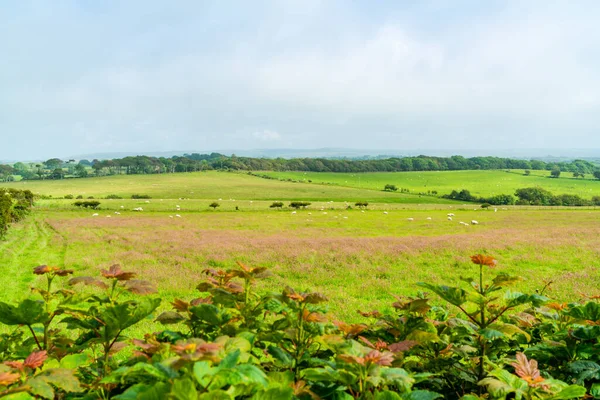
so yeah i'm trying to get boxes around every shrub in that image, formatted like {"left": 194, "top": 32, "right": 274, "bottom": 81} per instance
{"left": 105, "top": 194, "right": 123, "bottom": 199}
{"left": 209, "top": 202, "right": 220, "bottom": 209}
{"left": 76, "top": 195, "right": 83, "bottom": 199}
{"left": 289, "top": 201, "right": 311, "bottom": 209}
{"left": 131, "top": 194, "right": 151, "bottom": 199}
{"left": 64, "top": 194, "right": 74, "bottom": 199}
{"left": 481, "top": 203, "right": 491, "bottom": 208}
{"left": 355, "top": 201, "right": 369, "bottom": 209}
{"left": 384, "top": 184, "right": 398, "bottom": 192}
{"left": 269, "top": 201, "right": 284, "bottom": 209}
{"left": 73, "top": 200, "right": 101, "bottom": 209}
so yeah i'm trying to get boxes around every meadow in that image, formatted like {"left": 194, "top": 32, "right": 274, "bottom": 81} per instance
{"left": 2, "top": 170, "right": 600, "bottom": 322}
{"left": 259, "top": 169, "right": 600, "bottom": 199}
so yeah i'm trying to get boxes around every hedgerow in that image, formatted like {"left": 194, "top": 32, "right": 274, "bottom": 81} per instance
{"left": 0, "top": 188, "right": 34, "bottom": 240}
{"left": 0, "top": 256, "right": 596, "bottom": 399}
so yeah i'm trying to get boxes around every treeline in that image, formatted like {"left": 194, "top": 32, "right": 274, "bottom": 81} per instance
{"left": 2, "top": 154, "right": 600, "bottom": 180}
{"left": 443, "top": 187, "right": 600, "bottom": 206}
{"left": 0, "top": 188, "right": 34, "bottom": 239}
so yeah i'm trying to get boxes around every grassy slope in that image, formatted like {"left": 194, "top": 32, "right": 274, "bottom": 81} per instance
{"left": 3, "top": 171, "right": 454, "bottom": 204}
{"left": 259, "top": 170, "right": 600, "bottom": 198}
{"left": 6, "top": 206, "right": 600, "bottom": 322}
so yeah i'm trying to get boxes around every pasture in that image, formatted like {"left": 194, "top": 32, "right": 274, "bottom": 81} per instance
{"left": 2, "top": 187, "right": 599, "bottom": 322}
{"left": 259, "top": 170, "right": 600, "bottom": 199}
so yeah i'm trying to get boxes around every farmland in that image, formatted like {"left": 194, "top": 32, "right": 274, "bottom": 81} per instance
{"left": 2, "top": 171, "right": 600, "bottom": 321}
{"left": 259, "top": 169, "right": 600, "bottom": 199}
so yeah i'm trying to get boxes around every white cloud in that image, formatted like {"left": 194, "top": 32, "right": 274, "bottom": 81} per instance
{"left": 252, "top": 130, "right": 282, "bottom": 141}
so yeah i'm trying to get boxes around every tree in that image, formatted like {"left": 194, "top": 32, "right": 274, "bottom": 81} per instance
{"left": 45, "top": 158, "right": 63, "bottom": 170}
{"left": 269, "top": 201, "right": 284, "bottom": 209}
{"left": 209, "top": 202, "right": 220, "bottom": 210}
{"left": 355, "top": 201, "right": 369, "bottom": 209}
{"left": 524, "top": 170, "right": 531, "bottom": 176}
{"left": 384, "top": 184, "right": 398, "bottom": 192}
{"left": 550, "top": 168, "right": 561, "bottom": 178}
{"left": 594, "top": 170, "right": 600, "bottom": 180}
{"left": 74, "top": 164, "right": 88, "bottom": 178}
{"left": 289, "top": 201, "right": 311, "bottom": 209}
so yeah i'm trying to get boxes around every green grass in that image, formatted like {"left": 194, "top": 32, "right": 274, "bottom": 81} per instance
{"left": 259, "top": 170, "right": 600, "bottom": 199}
{"left": 4, "top": 205, "right": 600, "bottom": 322}
{"left": 3, "top": 171, "right": 454, "bottom": 204}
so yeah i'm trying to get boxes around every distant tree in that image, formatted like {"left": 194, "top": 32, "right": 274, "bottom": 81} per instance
{"left": 45, "top": 158, "right": 63, "bottom": 170}
{"left": 550, "top": 168, "right": 561, "bottom": 178}
{"left": 594, "top": 170, "right": 600, "bottom": 180}
{"left": 384, "top": 184, "right": 398, "bottom": 192}
{"left": 209, "top": 202, "right": 220, "bottom": 210}
{"left": 0, "top": 165, "right": 15, "bottom": 182}
{"left": 79, "top": 159, "right": 92, "bottom": 166}
{"left": 289, "top": 201, "right": 311, "bottom": 209}
{"left": 524, "top": 170, "right": 531, "bottom": 176}
{"left": 355, "top": 201, "right": 369, "bottom": 209}
{"left": 74, "top": 163, "right": 88, "bottom": 178}
{"left": 269, "top": 201, "right": 284, "bottom": 209}
{"left": 51, "top": 168, "right": 65, "bottom": 180}
{"left": 592, "top": 196, "right": 600, "bottom": 206}
{"left": 515, "top": 187, "right": 555, "bottom": 205}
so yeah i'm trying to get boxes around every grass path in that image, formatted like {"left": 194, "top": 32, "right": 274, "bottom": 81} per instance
{"left": 0, "top": 214, "right": 65, "bottom": 300}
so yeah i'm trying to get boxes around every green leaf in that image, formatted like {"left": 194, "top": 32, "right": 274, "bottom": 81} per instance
{"left": 402, "top": 391, "right": 443, "bottom": 400}
{"left": 491, "top": 273, "right": 521, "bottom": 288}
{"left": 198, "top": 390, "right": 234, "bottom": 400}
{"left": 251, "top": 387, "right": 294, "bottom": 400}
{"left": 417, "top": 283, "right": 468, "bottom": 307}
{"left": 0, "top": 299, "right": 49, "bottom": 325}
{"left": 301, "top": 367, "right": 338, "bottom": 382}
{"left": 567, "top": 360, "right": 600, "bottom": 384}
{"left": 219, "top": 349, "right": 241, "bottom": 369}
{"left": 156, "top": 311, "right": 185, "bottom": 324}
{"left": 171, "top": 378, "right": 198, "bottom": 400}
{"left": 27, "top": 376, "right": 55, "bottom": 399}
{"left": 267, "top": 346, "right": 294, "bottom": 368}
{"left": 590, "top": 383, "right": 600, "bottom": 399}
{"left": 375, "top": 390, "right": 402, "bottom": 400}
{"left": 380, "top": 368, "right": 415, "bottom": 392}
{"left": 137, "top": 382, "right": 173, "bottom": 400}
{"left": 1, "top": 393, "right": 35, "bottom": 400}
{"left": 59, "top": 353, "right": 91, "bottom": 369}
{"left": 102, "top": 362, "right": 177, "bottom": 384}
{"left": 233, "top": 364, "right": 268, "bottom": 387}
{"left": 194, "top": 361, "right": 216, "bottom": 388}
{"left": 190, "top": 304, "right": 223, "bottom": 326}
{"left": 549, "top": 385, "right": 587, "bottom": 399}
{"left": 112, "top": 383, "right": 154, "bottom": 400}
{"left": 37, "top": 368, "right": 83, "bottom": 393}
{"left": 479, "top": 328, "right": 505, "bottom": 340}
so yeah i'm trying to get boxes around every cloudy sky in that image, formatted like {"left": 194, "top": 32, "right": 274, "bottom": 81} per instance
{"left": 1, "top": 1, "right": 599, "bottom": 160}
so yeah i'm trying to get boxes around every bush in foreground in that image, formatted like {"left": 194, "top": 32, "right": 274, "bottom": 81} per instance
{"left": 0, "top": 256, "right": 595, "bottom": 399}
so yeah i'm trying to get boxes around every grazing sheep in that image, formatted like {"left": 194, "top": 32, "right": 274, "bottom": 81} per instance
{"left": 92, "top": 213, "right": 99, "bottom": 217}
{"left": 426, "top": 217, "right": 432, "bottom": 220}
{"left": 169, "top": 215, "right": 173, "bottom": 218}
{"left": 471, "top": 220, "right": 479, "bottom": 225}
{"left": 407, "top": 218, "right": 414, "bottom": 221}
{"left": 114, "top": 212, "right": 120, "bottom": 215}
{"left": 494, "top": 208, "right": 497, "bottom": 212}
{"left": 323, "top": 212, "right": 327, "bottom": 214}
{"left": 291, "top": 211, "right": 297, "bottom": 214}
{"left": 120, "top": 206, "right": 124, "bottom": 209}
{"left": 133, "top": 207, "right": 143, "bottom": 211}
{"left": 106, "top": 215, "right": 111, "bottom": 218}
{"left": 447, "top": 213, "right": 455, "bottom": 217}
{"left": 145, "top": 200, "right": 150, "bottom": 203}
{"left": 176, "top": 205, "right": 180, "bottom": 208}
{"left": 361, "top": 210, "right": 365, "bottom": 213}
{"left": 459, "top": 221, "right": 468, "bottom": 225}
{"left": 383, "top": 211, "right": 388, "bottom": 215}
{"left": 447, "top": 216, "right": 452, "bottom": 221}
{"left": 175, "top": 214, "right": 181, "bottom": 218}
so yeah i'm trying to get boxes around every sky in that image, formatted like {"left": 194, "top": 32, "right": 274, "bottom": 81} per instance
{"left": 1, "top": 0, "right": 600, "bottom": 161}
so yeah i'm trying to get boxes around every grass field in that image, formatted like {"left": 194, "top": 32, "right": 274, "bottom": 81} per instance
{"left": 259, "top": 170, "right": 600, "bottom": 199}
{"left": 2, "top": 170, "right": 600, "bottom": 324}
{"left": 2, "top": 171, "right": 453, "bottom": 204}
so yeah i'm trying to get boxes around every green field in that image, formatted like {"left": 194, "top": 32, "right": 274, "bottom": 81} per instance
{"left": 3, "top": 170, "right": 600, "bottom": 323}
{"left": 259, "top": 170, "right": 600, "bottom": 199}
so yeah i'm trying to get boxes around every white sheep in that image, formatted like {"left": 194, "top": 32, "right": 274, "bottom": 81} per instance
{"left": 447, "top": 216, "right": 452, "bottom": 221}
{"left": 291, "top": 211, "right": 296, "bottom": 214}
{"left": 145, "top": 200, "right": 150, "bottom": 203}
{"left": 407, "top": 218, "right": 414, "bottom": 221}
{"left": 114, "top": 212, "right": 120, "bottom": 215}
{"left": 426, "top": 217, "right": 432, "bottom": 220}
{"left": 471, "top": 220, "right": 479, "bottom": 225}
{"left": 92, "top": 213, "right": 99, "bottom": 217}
{"left": 383, "top": 211, "right": 388, "bottom": 215}
{"left": 447, "top": 213, "right": 455, "bottom": 217}
{"left": 175, "top": 214, "right": 181, "bottom": 218}
{"left": 133, "top": 207, "right": 143, "bottom": 211}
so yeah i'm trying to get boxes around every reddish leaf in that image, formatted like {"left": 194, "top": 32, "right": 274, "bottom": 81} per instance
{"left": 171, "top": 299, "right": 190, "bottom": 312}
{"left": 470, "top": 254, "right": 497, "bottom": 267}
{"left": 125, "top": 280, "right": 157, "bottom": 295}
{"left": 511, "top": 353, "right": 544, "bottom": 386}
{"left": 55, "top": 269, "right": 74, "bottom": 276}
{"left": 68, "top": 276, "right": 109, "bottom": 289}
{"left": 0, "top": 371, "right": 20, "bottom": 386}
{"left": 388, "top": 340, "right": 419, "bottom": 352}
{"left": 24, "top": 350, "right": 47, "bottom": 369}
{"left": 33, "top": 265, "right": 53, "bottom": 275}
{"left": 101, "top": 264, "right": 137, "bottom": 281}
